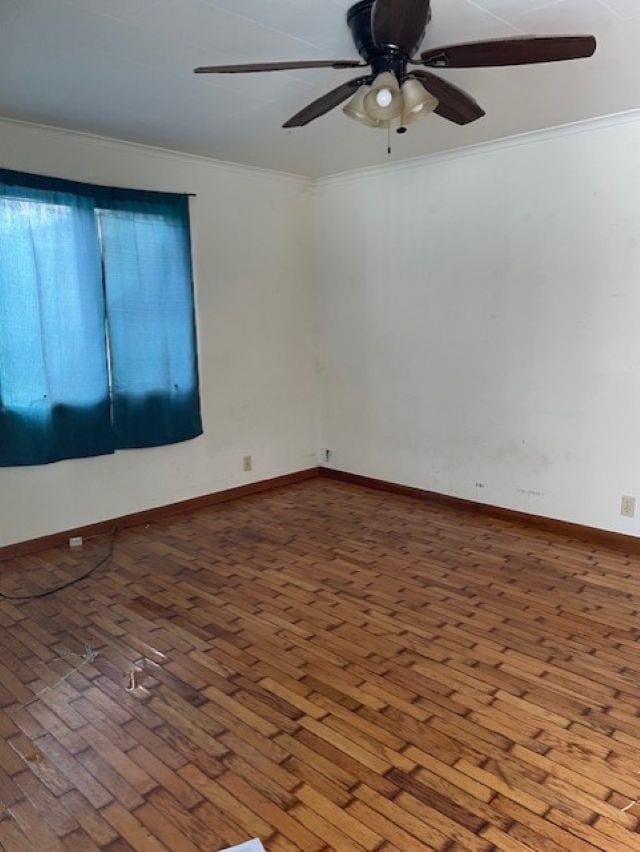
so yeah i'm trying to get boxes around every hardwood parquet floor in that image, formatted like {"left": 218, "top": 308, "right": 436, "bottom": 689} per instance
{"left": 1, "top": 477, "right": 640, "bottom": 851}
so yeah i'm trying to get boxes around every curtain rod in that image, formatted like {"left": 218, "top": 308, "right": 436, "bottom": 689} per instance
{"left": 0, "top": 165, "right": 198, "bottom": 198}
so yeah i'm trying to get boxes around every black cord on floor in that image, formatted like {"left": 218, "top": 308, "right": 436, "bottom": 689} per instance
{"left": 0, "top": 531, "right": 116, "bottom": 601}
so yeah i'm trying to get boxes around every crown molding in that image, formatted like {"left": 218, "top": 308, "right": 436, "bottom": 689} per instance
{"left": 0, "top": 115, "right": 312, "bottom": 188}
{"left": 313, "top": 108, "right": 640, "bottom": 189}
{"left": 3, "top": 108, "right": 640, "bottom": 192}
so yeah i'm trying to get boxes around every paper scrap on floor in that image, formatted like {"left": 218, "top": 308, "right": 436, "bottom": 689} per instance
{"left": 221, "top": 841, "right": 266, "bottom": 852}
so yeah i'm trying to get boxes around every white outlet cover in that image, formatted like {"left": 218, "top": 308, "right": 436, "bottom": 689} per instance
{"left": 621, "top": 496, "right": 636, "bottom": 518}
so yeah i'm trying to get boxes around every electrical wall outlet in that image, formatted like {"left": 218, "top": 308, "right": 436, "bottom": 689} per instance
{"left": 243, "top": 455, "right": 252, "bottom": 472}
{"left": 621, "top": 496, "right": 636, "bottom": 518}
{"left": 69, "top": 536, "right": 83, "bottom": 548}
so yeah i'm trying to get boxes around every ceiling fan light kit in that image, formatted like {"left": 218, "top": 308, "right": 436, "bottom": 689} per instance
{"left": 343, "top": 73, "right": 438, "bottom": 129}
{"left": 194, "top": 0, "right": 597, "bottom": 140}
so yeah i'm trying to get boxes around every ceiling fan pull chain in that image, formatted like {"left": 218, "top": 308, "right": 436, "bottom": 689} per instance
{"left": 387, "top": 124, "right": 391, "bottom": 155}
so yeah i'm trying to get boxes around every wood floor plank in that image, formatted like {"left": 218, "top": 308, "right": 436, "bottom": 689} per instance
{"left": 1, "top": 478, "right": 639, "bottom": 850}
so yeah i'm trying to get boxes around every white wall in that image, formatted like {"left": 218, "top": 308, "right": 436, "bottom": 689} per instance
{"left": 314, "top": 116, "right": 640, "bottom": 536}
{"left": 0, "top": 119, "right": 318, "bottom": 546}
{"left": 4, "top": 113, "right": 640, "bottom": 546}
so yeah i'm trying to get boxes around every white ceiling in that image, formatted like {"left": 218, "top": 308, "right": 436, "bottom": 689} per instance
{"left": 0, "top": 0, "right": 637, "bottom": 177}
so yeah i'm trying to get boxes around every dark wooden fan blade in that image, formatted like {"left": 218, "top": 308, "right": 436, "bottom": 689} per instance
{"left": 283, "top": 78, "right": 365, "bottom": 128}
{"left": 372, "top": 0, "right": 431, "bottom": 53}
{"left": 419, "top": 35, "right": 596, "bottom": 68}
{"left": 194, "top": 60, "right": 364, "bottom": 74}
{"left": 411, "top": 70, "right": 485, "bottom": 125}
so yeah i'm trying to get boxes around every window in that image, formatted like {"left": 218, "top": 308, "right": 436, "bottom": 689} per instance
{"left": 0, "top": 169, "right": 202, "bottom": 467}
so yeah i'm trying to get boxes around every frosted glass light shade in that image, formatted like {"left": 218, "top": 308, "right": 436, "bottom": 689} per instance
{"left": 401, "top": 77, "right": 438, "bottom": 118}
{"left": 343, "top": 85, "right": 380, "bottom": 127}
{"left": 378, "top": 116, "right": 403, "bottom": 130}
{"left": 364, "top": 72, "right": 403, "bottom": 121}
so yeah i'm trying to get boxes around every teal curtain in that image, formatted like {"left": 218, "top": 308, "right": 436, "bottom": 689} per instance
{"left": 0, "top": 179, "right": 113, "bottom": 465}
{"left": 98, "top": 197, "right": 201, "bottom": 449}
{"left": 0, "top": 169, "right": 202, "bottom": 467}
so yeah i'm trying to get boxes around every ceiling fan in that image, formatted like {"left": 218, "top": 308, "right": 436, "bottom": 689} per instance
{"left": 194, "top": 0, "right": 596, "bottom": 135}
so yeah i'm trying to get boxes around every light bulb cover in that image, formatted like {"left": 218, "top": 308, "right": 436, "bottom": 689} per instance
{"left": 364, "top": 72, "right": 403, "bottom": 121}
{"left": 378, "top": 116, "right": 404, "bottom": 130}
{"left": 343, "top": 84, "right": 380, "bottom": 127}
{"left": 400, "top": 77, "right": 439, "bottom": 118}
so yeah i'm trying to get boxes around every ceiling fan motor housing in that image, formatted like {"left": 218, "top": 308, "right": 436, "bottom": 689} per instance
{"left": 347, "top": 0, "right": 423, "bottom": 80}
